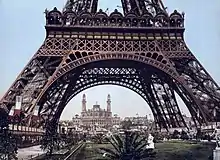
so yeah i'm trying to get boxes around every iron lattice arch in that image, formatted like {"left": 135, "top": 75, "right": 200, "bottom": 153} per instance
{"left": 0, "top": 0, "right": 220, "bottom": 131}
{"left": 38, "top": 62, "right": 190, "bottom": 129}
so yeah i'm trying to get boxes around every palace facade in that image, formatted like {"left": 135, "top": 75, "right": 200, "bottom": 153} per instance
{"left": 72, "top": 94, "right": 121, "bottom": 130}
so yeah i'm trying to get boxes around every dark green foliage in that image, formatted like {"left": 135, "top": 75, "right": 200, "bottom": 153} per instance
{"left": 41, "top": 131, "right": 62, "bottom": 155}
{"left": 121, "top": 120, "right": 132, "bottom": 130}
{"left": 180, "top": 130, "right": 189, "bottom": 140}
{"left": 100, "top": 131, "right": 155, "bottom": 160}
{"left": 196, "top": 128, "right": 202, "bottom": 140}
{"left": 151, "top": 132, "right": 164, "bottom": 143}
{"left": 83, "top": 133, "right": 87, "bottom": 142}
{"left": 65, "top": 129, "right": 79, "bottom": 149}
{"left": 92, "top": 133, "right": 105, "bottom": 144}
{"left": 172, "top": 130, "right": 180, "bottom": 139}
{"left": 40, "top": 121, "right": 62, "bottom": 155}
{"left": 202, "top": 134, "right": 211, "bottom": 141}
{"left": 0, "top": 118, "right": 18, "bottom": 160}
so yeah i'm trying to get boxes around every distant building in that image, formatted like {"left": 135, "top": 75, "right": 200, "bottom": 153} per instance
{"left": 72, "top": 94, "right": 121, "bottom": 130}
{"left": 112, "top": 114, "right": 121, "bottom": 126}
{"left": 72, "top": 114, "right": 82, "bottom": 127}
{"left": 124, "top": 115, "right": 149, "bottom": 126}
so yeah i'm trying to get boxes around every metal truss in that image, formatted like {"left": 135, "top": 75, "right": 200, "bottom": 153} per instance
{"left": 173, "top": 59, "right": 220, "bottom": 122}
{"left": 1, "top": 34, "right": 219, "bottom": 130}
{"left": 1, "top": 33, "right": 219, "bottom": 129}
{"left": 0, "top": 2, "right": 220, "bottom": 132}
{"left": 121, "top": 0, "right": 167, "bottom": 16}
{"left": 63, "top": 0, "right": 98, "bottom": 13}
{"left": 63, "top": 0, "right": 167, "bottom": 16}
{"left": 36, "top": 65, "right": 189, "bottom": 130}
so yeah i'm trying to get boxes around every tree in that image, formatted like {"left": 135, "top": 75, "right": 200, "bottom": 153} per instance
{"left": 196, "top": 128, "right": 202, "bottom": 140}
{"left": 41, "top": 131, "right": 62, "bottom": 155}
{"left": 100, "top": 131, "right": 156, "bottom": 160}
{"left": 172, "top": 130, "right": 180, "bottom": 139}
{"left": 180, "top": 130, "right": 189, "bottom": 140}
{"left": 121, "top": 120, "right": 132, "bottom": 130}
{"left": 0, "top": 117, "right": 18, "bottom": 160}
{"left": 40, "top": 121, "right": 61, "bottom": 156}
{"left": 151, "top": 132, "right": 164, "bottom": 143}
{"left": 65, "top": 129, "right": 77, "bottom": 149}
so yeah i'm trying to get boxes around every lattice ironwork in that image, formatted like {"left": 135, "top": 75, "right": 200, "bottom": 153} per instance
{"left": 1, "top": 0, "right": 220, "bottom": 132}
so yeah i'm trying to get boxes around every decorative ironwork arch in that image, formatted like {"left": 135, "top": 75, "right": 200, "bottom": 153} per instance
{"left": 42, "top": 52, "right": 177, "bottom": 93}
{"left": 54, "top": 77, "right": 192, "bottom": 130}
{"left": 34, "top": 58, "right": 206, "bottom": 130}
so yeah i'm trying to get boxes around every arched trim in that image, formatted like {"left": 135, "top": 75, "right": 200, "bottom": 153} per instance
{"left": 155, "top": 12, "right": 169, "bottom": 21}
{"left": 124, "top": 12, "right": 138, "bottom": 19}
{"left": 170, "top": 10, "right": 183, "bottom": 19}
{"left": 141, "top": 12, "right": 154, "bottom": 19}
{"left": 35, "top": 56, "right": 207, "bottom": 126}
{"left": 55, "top": 82, "right": 151, "bottom": 120}
{"left": 94, "top": 9, "right": 108, "bottom": 18}
{"left": 109, "top": 9, "right": 124, "bottom": 18}
{"left": 56, "top": 53, "right": 177, "bottom": 84}
{"left": 78, "top": 12, "right": 93, "bottom": 18}
{"left": 66, "top": 81, "right": 147, "bottom": 105}
{"left": 48, "top": 7, "right": 62, "bottom": 17}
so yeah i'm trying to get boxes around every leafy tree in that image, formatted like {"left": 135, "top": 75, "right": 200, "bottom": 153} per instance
{"left": 41, "top": 131, "right": 62, "bottom": 155}
{"left": 196, "top": 128, "right": 202, "bottom": 140}
{"left": 0, "top": 117, "right": 18, "bottom": 160}
{"left": 121, "top": 120, "right": 132, "bottom": 130}
{"left": 40, "top": 121, "right": 62, "bottom": 155}
{"left": 82, "top": 133, "right": 87, "bottom": 142}
{"left": 151, "top": 132, "right": 164, "bottom": 143}
{"left": 64, "top": 129, "right": 78, "bottom": 149}
{"left": 172, "top": 130, "right": 180, "bottom": 139}
{"left": 100, "top": 131, "right": 156, "bottom": 160}
{"left": 180, "top": 130, "right": 189, "bottom": 140}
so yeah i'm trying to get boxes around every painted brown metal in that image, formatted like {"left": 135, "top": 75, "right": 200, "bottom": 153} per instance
{"left": 0, "top": 0, "right": 220, "bottom": 131}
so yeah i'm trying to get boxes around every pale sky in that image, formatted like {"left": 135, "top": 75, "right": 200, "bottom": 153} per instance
{"left": 0, "top": 0, "right": 220, "bottom": 120}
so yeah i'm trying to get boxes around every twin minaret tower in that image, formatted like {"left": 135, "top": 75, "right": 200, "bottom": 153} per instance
{"left": 82, "top": 94, "right": 111, "bottom": 112}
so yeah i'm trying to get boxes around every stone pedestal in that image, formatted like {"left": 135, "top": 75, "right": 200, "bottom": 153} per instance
{"left": 213, "top": 148, "right": 220, "bottom": 160}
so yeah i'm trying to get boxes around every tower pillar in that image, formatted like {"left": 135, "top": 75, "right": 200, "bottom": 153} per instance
{"left": 82, "top": 94, "right": 87, "bottom": 112}
{"left": 107, "top": 94, "right": 111, "bottom": 112}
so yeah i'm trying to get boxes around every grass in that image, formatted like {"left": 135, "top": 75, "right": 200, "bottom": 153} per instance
{"left": 77, "top": 141, "right": 215, "bottom": 160}
{"left": 154, "top": 141, "right": 215, "bottom": 160}
{"left": 79, "top": 143, "right": 113, "bottom": 160}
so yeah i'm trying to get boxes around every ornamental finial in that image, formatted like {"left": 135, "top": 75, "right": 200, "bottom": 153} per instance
{"left": 44, "top": 8, "right": 49, "bottom": 15}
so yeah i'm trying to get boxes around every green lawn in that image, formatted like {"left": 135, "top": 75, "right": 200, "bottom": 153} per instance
{"left": 79, "top": 143, "right": 113, "bottom": 160}
{"left": 154, "top": 141, "right": 215, "bottom": 160}
{"left": 77, "top": 141, "right": 215, "bottom": 160}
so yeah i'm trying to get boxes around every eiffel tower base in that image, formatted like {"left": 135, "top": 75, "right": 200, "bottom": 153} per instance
{"left": 1, "top": 0, "right": 220, "bottom": 132}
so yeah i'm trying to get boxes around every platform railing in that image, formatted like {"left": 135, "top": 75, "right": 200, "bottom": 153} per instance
{"left": 8, "top": 124, "right": 45, "bottom": 134}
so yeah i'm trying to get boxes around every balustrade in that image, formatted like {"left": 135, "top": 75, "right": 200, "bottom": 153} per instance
{"left": 9, "top": 124, "right": 44, "bottom": 134}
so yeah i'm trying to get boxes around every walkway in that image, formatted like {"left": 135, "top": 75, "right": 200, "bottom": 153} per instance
{"left": 17, "top": 145, "right": 45, "bottom": 160}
